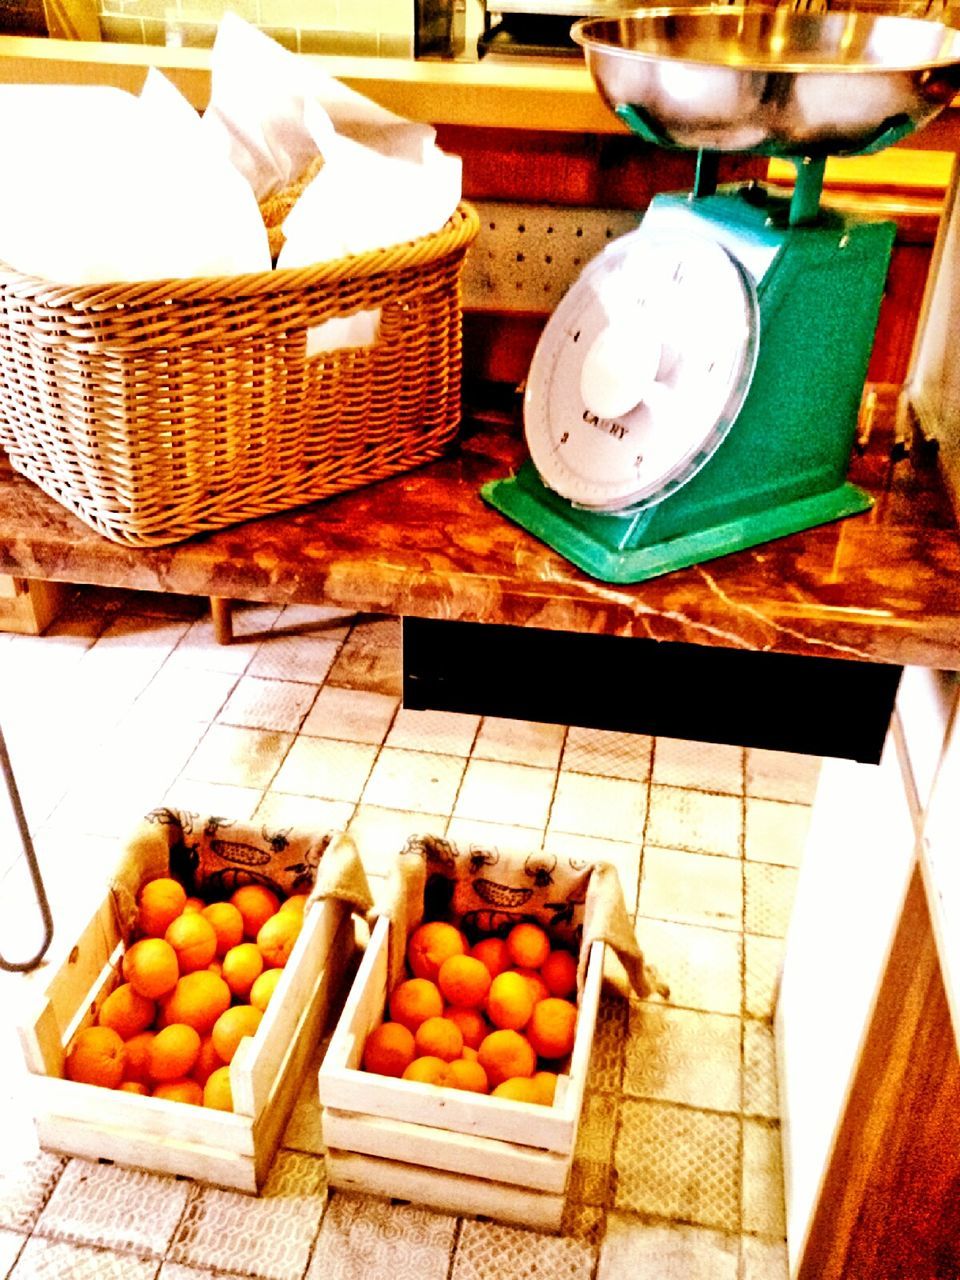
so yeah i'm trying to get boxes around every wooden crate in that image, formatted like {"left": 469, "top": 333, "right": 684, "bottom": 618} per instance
{"left": 0, "top": 576, "right": 69, "bottom": 635}
{"left": 318, "top": 915, "right": 603, "bottom": 1231}
{"left": 17, "top": 851, "right": 357, "bottom": 1194}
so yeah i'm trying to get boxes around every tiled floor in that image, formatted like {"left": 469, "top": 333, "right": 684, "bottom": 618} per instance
{"left": 0, "top": 589, "right": 819, "bottom": 1280}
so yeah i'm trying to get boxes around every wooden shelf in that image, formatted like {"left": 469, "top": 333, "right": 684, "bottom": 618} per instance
{"left": 1, "top": 387, "right": 959, "bottom": 670}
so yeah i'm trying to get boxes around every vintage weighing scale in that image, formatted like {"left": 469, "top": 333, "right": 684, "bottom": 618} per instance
{"left": 482, "top": 6, "right": 960, "bottom": 582}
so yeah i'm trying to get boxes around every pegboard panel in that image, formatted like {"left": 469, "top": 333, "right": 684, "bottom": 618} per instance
{"left": 462, "top": 201, "right": 640, "bottom": 313}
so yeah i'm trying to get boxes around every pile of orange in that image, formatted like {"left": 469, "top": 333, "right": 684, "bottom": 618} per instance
{"left": 362, "top": 919, "right": 580, "bottom": 1105}
{"left": 65, "top": 876, "right": 307, "bottom": 1111}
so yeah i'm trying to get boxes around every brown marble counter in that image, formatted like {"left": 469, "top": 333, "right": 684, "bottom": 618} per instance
{"left": 1, "top": 387, "right": 958, "bottom": 669}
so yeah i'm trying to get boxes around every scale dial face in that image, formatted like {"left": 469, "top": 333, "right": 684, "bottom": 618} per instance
{"left": 524, "top": 223, "right": 760, "bottom": 512}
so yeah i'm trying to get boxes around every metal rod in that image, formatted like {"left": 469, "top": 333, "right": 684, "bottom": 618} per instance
{"left": 789, "top": 155, "right": 827, "bottom": 226}
{"left": 693, "top": 149, "right": 721, "bottom": 200}
{"left": 0, "top": 723, "right": 54, "bottom": 972}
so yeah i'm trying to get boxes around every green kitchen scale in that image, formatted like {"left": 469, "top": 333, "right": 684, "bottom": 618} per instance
{"left": 482, "top": 6, "right": 960, "bottom": 583}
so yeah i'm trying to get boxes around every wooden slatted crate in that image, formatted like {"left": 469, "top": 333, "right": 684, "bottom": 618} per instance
{"left": 318, "top": 914, "right": 603, "bottom": 1231}
{"left": 16, "top": 821, "right": 361, "bottom": 1193}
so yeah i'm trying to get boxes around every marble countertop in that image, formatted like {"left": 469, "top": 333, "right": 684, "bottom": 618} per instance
{"left": 1, "top": 387, "right": 959, "bottom": 670}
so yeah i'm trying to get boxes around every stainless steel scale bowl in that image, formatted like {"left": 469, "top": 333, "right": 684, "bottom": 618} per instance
{"left": 573, "top": 6, "right": 960, "bottom": 155}
{"left": 483, "top": 6, "right": 960, "bottom": 583}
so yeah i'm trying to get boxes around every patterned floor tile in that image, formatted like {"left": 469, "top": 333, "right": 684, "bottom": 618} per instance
{"left": 567, "top": 1091, "right": 619, "bottom": 1207}
{"left": 8, "top": 1236, "right": 159, "bottom": 1280}
{"left": 0, "top": 1152, "right": 65, "bottom": 1233}
{"left": 744, "top": 800, "right": 811, "bottom": 869}
{"left": 183, "top": 724, "right": 293, "bottom": 790}
{"left": 615, "top": 1100, "right": 741, "bottom": 1232}
{"left": 271, "top": 604, "right": 354, "bottom": 640}
{"left": 745, "top": 749, "right": 821, "bottom": 805}
{"left": 587, "top": 992, "right": 629, "bottom": 1093}
{"left": 623, "top": 1005, "right": 741, "bottom": 1112}
{"left": 217, "top": 676, "right": 318, "bottom": 734}
{"left": 0, "top": 1230, "right": 25, "bottom": 1277}
{"left": 744, "top": 864, "right": 798, "bottom": 940}
{"left": 653, "top": 739, "right": 744, "bottom": 796}
{"left": 34, "top": 1159, "right": 189, "bottom": 1258}
{"left": 305, "top": 1191, "right": 456, "bottom": 1280}
{"left": 445, "top": 818, "right": 545, "bottom": 857}
{"left": 634, "top": 919, "right": 743, "bottom": 1016}
{"left": 598, "top": 1215, "right": 739, "bottom": 1280}
{"left": 348, "top": 805, "right": 447, "bottom": 878}
{"left": 271, "top": 737, "right": 377, "bottom": 803}
{"left": 543, "top": 831, "right": 642, "bottom": 914}
{"left": 637, "top": 847, "right": 742, "bottom": 933}
{"left": 256, "top": 791, "right": 355, "bottom": 833}
{"left": 645, "top": 787, "right": 742, "bottom": 858}
{"left": 561, "top": 728, "right": 653, "bottom": 782}
{"left": 169, "top": 1152, "right": 327, "bottom": 1280}
{"left": 163, "top": 779, "right": 265, "bottom": 822}
{"left": 451, "top": 1217, "right": 596, "bottom": 1280}
{"left": 386, "top": 708, "right": 479, "bottom": 757}
{"left": 742, "top": 1121, "right": 786, "bottom": 1238}
{"left": 326, "top": 619, "right": 402, "bottom": 696}
{"left": 549, "top": 773, "right": 647, "bottom": 843}
{"left": 740, "top": 1233, "right": 789, "bottom": 1279}
{"left": 472, "top": 718, "right": 567, "bottom": 769}
{"left": 245, "top": 635, "right": 341, "bottom": 685}
{"left": 454, "top": 759, "right": 556, "bottom": 829}
{"left": 742, "top": 1021, "right": 780, "bottom": 1119}
{"left": 558, "top": 1203, "right": 606, "bottom": 1246}
{"left": 300, "top": 687, "right": 398, "bottom": 744}
{"left": 167, "top": 609, "right": 280, "bottom": 674}
{"left": 744, "top": 936, "right": 785, "bottom": 1022}
{"left": 362, "top": 748, "right": 466, "bottom": 815}
{"left": 159, "top": 1262, "right": 252, "bottom": 1280}
{"left": 133, "top": 666, "right": 239, "bottom": 725}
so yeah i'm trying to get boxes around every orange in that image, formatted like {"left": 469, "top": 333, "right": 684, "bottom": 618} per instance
{"left": 153, "top": 1078, "right": 204, "bottom": 1106}
{"left": 388, "top": 978, "right": 443, "bottom": 1033}
{"left": 203, "top": 1064, "right": 234, "bottom": 1111}
{"left": 278, "top": 893, "right": 309, "bottom": 918}
{"left": 159, "top": 970, "right": 231, "bottom": 1035}
{"left": 256, "top": 911, "right": 302, "bottom": 969}
{"left": 362, "top": 1022, "right": 416, "bottom": 1078}
{"left": 514, "top": 967, "right": 550, "bottom": 1005}
{"left": 478, "top": 1028, "right": 536, "bottom": 1088}
{"left": 230, "top": 884, "right": 281, "bottom": 939}
{"left": 506, "top": 922, "right": 551, "bottom": 970}
{"left": 221, "top": 942, "right": 265, "bottom": 1000}
{"left": 122, "top": 937, "right": 179, "bottom": 1000}
{"left": 485, "top": 971, "right": 534, "bottom": 1031}
{"left": 462, "top": 1045, "right": 480, "bottom": 1063}
{"left": 183, "top": 896, "right": 205, "bottom": 914}
{"left": 532, "top": 1070, "right": 558, "bottom": 1105}
{"left": 492, "top": 1077, "right": 540, "bottom": 1103}
{"left": 208, "top": 961, "right": 223, "bottom": 977}
{"left": 97, "top": 982, "right": 155, "bottom": 1040}
{"left": 444, "top": 1006, "right": 488, "bottom": 1050}
{"left": 190, "top": 1034, "right": 225, "bottom": 1087}
{"left": 437, "top": 954, "right": 491, "bottom": 1009}
{"left": 148, "top": 1023, "right": 201, "bottom": 1082}
{"left": 447, "top": 1058, "right": 489, "bottom": 1093}
{"left": 471, "top": 937, "right": 511, "bottom": 979}
{"left": 250, "top": 967, "right": 284, "bottom": 1012}
{"left": 407, "top": 921, "right": 465, "bottom": 982}
{"left": 165, "top": 912, "right": 218, "bottom": 974}
{"left": 119, "top": 1081, "right": 149, "bottom": 1095}
{"left": 526, "top": 997, "right": 577, "bottom": 1060}
{"left": 414, "top": 1016, "right": 464, "bottom": 1063}
{"left": 65, "top": 1025, "right": 126, "bottom": 1089}
{"left": 211, "top": 1004, "right": 263, "bottom": 1064}
{"left": 200, "top": 902, "right": 244, "bottom": 957}
{"left": 137, "top": 877, "right": 187, "bottom": 938}
{"left": 122, "top": 1031, "right": 156, "bottom": 1085}
{"left": 541, "top": 949, "right": 578, "bottom": 999}
{"left": 401, "top": 1056, "right": 450, "bottom": 1086}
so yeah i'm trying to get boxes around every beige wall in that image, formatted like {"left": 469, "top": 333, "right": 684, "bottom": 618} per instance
{"left": 96, "top": 0, "right": 417, "bottom": 56}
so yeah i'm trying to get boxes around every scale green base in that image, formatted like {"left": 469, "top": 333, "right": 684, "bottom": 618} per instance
{"left": 482, "top": 180, "right": 895, "bottom": 585}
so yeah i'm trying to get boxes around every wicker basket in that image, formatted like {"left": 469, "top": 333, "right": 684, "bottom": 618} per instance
{"left": 0, "top": 203, "right": 479, "bottom": 547}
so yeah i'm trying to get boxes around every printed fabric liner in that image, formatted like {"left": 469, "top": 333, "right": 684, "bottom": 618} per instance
{"left": 380, "top": 834, "right": 669, "bottom": 1003}
{"left": 110, "top": 807, "right": 373, "bottom": 939}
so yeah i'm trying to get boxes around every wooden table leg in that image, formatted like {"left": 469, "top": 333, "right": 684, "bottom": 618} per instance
{"left": 210, "top": 597, "right": 233, "bottom": 645}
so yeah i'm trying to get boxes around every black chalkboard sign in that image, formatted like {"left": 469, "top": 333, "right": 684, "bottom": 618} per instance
{"left": 0, "top": 0, "right": 48, "bottom": 36}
